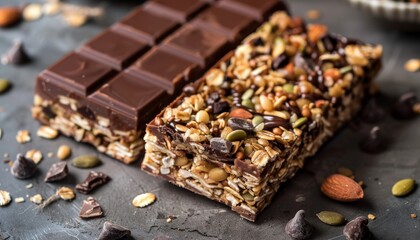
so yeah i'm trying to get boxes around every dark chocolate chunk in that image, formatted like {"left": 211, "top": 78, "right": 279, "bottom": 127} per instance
{"left": 360, "top": 126, "right": 386, "bottom": 154}
{"left": 391, "top": 92, "right": 419, "bottom": 120}
{"left": 11, "top": 154, "right": 37, "bottom": 179}
{"left": 210, "top": 137, "right": 233, "bottom": 154}
{"left": 343, "top": 216, "right": 371, "bottom": 240}
{"left": 285, "top": 210, "right": 313, "bottom": 240}
{"left": 361, "top": 98, "right": 385, "bottom": 124}
{"left": 76, "top": 171, "right": 111, "bottom": 194}
{"left": 1, "top": 40, "right": 30, "bottom": 65}
{"left": 98, "top": 221, "right": 131, "bottom": 240}
{"left": 213, "top": 101, "right": 230, "bottom": 114}
{"left": 272, "top": 53, "right": 290, "bottom": 70}
{"left": 79, "top": 197, "right": 103, "bottom": 219}
{"left": 263, "top": 115, "right": 292, "bottom": 130}
{"left": 228, "top": 118, "right": 254, "bottom": 132}
{"left": 44, "top": 162, "right": 68, "bottom": 182}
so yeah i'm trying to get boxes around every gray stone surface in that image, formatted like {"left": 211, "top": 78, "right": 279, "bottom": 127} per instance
{"left": 0, "top": 0, "right": 419, "bottom": 239}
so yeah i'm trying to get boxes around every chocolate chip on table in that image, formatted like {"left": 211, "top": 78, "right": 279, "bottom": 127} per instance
{"left": 343, "top": 216, "right": 371, "bottom": 240}
{"left": 391, "top": 92, "right": 419, "bottom": 120}
{"left": 76, "top": 171, "right": 110, "bottom": 194}
{"left": 11, "top": 154, "right": 37, "bottom": 179}
{"left": 79, "top": 197, "right": 103, "bottom": 219}
{"left": 361, "top": 98, "right": 385, "bottom": 124}
{"left": 210, "top": 137, "right": 232, "bottom": 154}
{"left": 359, "top": 126, "right": 386, "bottom": 154}
{"left": 285, "top": 210, "right": 313, "bottom": 240}
{"left": 98, "top": 221, "right": 131, "bottom": 240}
{"left": 44, "top": 162, "right": 68, "bottom": 182}
{"left": 1, "top": 40, "right": 31, "bottom": 65}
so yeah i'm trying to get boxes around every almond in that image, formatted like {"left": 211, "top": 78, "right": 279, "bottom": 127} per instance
{"left": 321, "top": 174, "right": 364, "bottom": 202}
{"left": 0, "top": 7, "right": 21, "bottom": 28}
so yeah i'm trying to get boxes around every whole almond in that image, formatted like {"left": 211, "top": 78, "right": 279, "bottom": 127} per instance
{"left": 321, "top": 174, "right": 364, "bottom": 202}
{"left": 0, "top": 7, "right": 21, "bottom": 28}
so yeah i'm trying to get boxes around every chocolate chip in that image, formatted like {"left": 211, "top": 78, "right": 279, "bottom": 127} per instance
{"left": 251, "top": 37, "right": 265, "bottom": 46}
{"left": 76, "top": 171, "right": 111, "bottom": 194}
{"left": 182, "top": 83, "right": 196, "bottom": 96}
{"left": 361, "top": 98, "right": 386, "bottom": 124}
{"left": 228, "top": 118, "right": 254, "bottom": 132}
{"left": 1, "top": 40, "right": 30, "bottom": 65}
{"left": 360, "top": 126, "right": 386, "bottom": 154}
{"left": 392, "top": 92, "right": 419, "bottom": 120}
{"left": 77, "top": 106, "right": 95, "bottom": 120}
{"left": 98, "top": 221, "right": 130, "bottom": 240}
{"left": 285, "top": 210, "right": 313, "bottom": 240}
{"left": 11, "top": 154, "right": 37, "bottom": 179}
{"left": 213, "top": 101, "right": 230, "bottom": 114}
{"left": 343, "top": 216, "right": 371, "bottom": 240}
{"left": 272, "top": 53, "right": 290, "bottom": 70}
{"left": 206, "top": 91, "right": 220, "bottom": 105}
{"left": 79, "top": 197, "right": 103, "bottom": 219}
{"left": 44, "top": 162, "right": 68, "bottom": 182}
{"left": 210, "top": 137, "right": 232, "bottom": 154}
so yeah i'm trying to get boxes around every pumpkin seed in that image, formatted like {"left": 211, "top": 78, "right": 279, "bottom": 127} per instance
{"left": 226, "top": 130, "right": 247, "bottom": 142}
{"left": 283, "top": 83, "right": 294, "bottom": 93}
{"left": 242, "top": 192, "right": 254, "bottom": 201}
{"left": 316, "top": 211, "right": 346, "bottom": 226}
{"left": 292, "top": 117, "right": 308, "bottom": 128}
{"left": 252, "top": 115, "right": 264, "bottom": 127}
{"left": 392, "top": 178, "right": 416, "bottom": 197}
{"left": 241, "top": 89, "right": 254, "bottom": 100}
{"left": 208, "top": 167, "right": 228, "bottom": 182}
{"left": 72, "top": 155, "right": 101, "bottom": 168}
{"left": 0, "top": 79, "right": 11, "bottom": 94}
{"left": 241, "top": 99, "right": 254, "bottom": 109}
{"left": 254, "top": 122, "right": 265, "bottom": 132}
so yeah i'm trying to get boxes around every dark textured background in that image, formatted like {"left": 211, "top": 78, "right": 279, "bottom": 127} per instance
{"left": 1, "top": 0, "right": 419, "bottom": 239}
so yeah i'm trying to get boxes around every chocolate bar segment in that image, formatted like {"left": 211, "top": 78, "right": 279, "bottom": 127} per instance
{"left": 219, "top": 0, "right": 286, "bottom": 21}
{"left": 144, "top": 0, "right": 208, "bottom": 22}
{"left": 33, "top": 1, "right": 289, "bottom": 164}
{"left": 141, "top": 12, "right": 382, "bottom": 221}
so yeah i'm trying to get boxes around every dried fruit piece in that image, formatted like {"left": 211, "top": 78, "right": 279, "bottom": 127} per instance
{"left": 321, "top": 174, "right": 364, "bottom": 202}
{"left": 30, "top": 194, "right": 43, "bottom": 204}
{"left": 392, "top": 178, "right": 416, "bottom": 197}
{"left": 76, "top": 171, "right": 110, "bottom": 194}
{"left": 16, "top": 130, "right": 31, "bottom": 143}
{"left": 1, "top": 40, "right": 30, "bottom": 65}
{"left": 23, "top": 3, "right": 43, "bottom": 21}
{"left": 57, "top": 145, "right": 71, "bottom": 160}
{"left": 37, "top": 126, "right": 59, "bottom": 139}
{"left": 0, "top": 190, "right": 11, "bottom": 206}
{"left": 57, "top": 186, "right": 76, "bottom": 200}
{"left": 404, "top": 59, "right": 420, "bottom": 72}
{"left": 285, "top": 210, "right": 313, "bottom": 240}
{"left": 359, "top": 126, "right": 386, "bottom": 154}
{"left": 132, "top": 193, "right": 156, "bottom": 208}
{"left": 72, "top": 155, "right": 101, "bottom": 168}
{"left": 98, "top": 221, "right": 131, "bottom": 240}
{"left": 79, "top": 197, "right": 103, "bottom": 219}
{"left": 44, "top": 162, "right": 68, "bottom": 182}
{"left": 343, "top": 216, "right": 370, "bottom": 240}
{"left": 25, "top": 149, "right": 43, "bottom": 164}
{"left": 15, "top": 197, "right": 25, "bottom": 203}
{"left": 0, "top": 7, "right": 21, "bottom": 27}
{"left": 316, "top": 211, "right": 346, "bottom": 226}
{"left": 11, "top": 154, "right": 37, "bottom": 179}
{"left": 229, "top": 108, "right": 253, "bottom": 119}
{"left": 0, "top": 79, "right": 11, "bottom": 94}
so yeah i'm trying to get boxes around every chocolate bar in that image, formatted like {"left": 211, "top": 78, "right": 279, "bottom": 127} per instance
{"left": 141, "top": 12, "right": 382, "bottom": 221}
{"left": 32, "top": 0, "right": 289, "bottom": 163}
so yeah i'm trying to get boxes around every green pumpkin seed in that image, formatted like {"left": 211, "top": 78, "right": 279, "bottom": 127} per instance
{"left": 254, "top": 122, "right": 265, "bottom": 132}
{"left": 241, "top": 89, "right": 254, "bottom": 100}
{"left": 72, "top": 155, "right": 101, "bottom": 168}
{"left": 241, "top": 99, "right": 254, "bottom": 109}
{"left": 292, "top": 117, "right": 308, "bottom": 128}
{"left": 316, "top": 211, "right": 346, "bottom": 226}
{"left": 252, "top": 115, "right": 264, "bottom": 127}
{"left": 0, "top": 79, "right": 11, "bottom": 94}
{"left": 392, "top": 178, "right": 416, "bottom": 197}
{"left": 226, "top": 130, "right": 247, "bottom": 142}
{"left": 283, "top": 83, "right": 294, "bottom": 94}
{"left": 242, "top": 192, "right": 254, "bottom": 201}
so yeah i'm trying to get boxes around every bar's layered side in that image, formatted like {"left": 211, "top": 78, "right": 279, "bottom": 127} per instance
{"left": 141, "top": 12, "right": 382, "bottom": 221}
{"left": 32, "top": 0, "right": 288, "bottom": 164}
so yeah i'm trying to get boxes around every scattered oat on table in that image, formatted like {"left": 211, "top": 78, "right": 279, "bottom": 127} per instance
{"left": 25, "top": 149, "right": 43, "bottom": 164}
{"left": 23, "top": 3, "right": 43, "bottom": 22}
{"left": 16, "top": 130, "right": 31, "bottom": 143}
{"left": 30, "top": 194, "right": 43, "bottom": 204}
{"left": 411, "top": 214, "right": 417, "bottom": 219}
{"left": 37, "top": 126, "right": 59, "bottom": 139}
{"left": 15, "top": 197, "right": 25, "bottom": 203}
{"left": 26, "top": 183, "right": 33, "bottom": 189}
{"left": 0, "top": 190, "right": 11, "bottom": 206}
{"left": 132, "top": 193, "right": 156, "bottom": 208}
{"left": 367, "top": 213, "right": 376, "bottom": 220}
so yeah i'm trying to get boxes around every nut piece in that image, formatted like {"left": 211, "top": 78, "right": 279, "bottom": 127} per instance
{"left": 404, "top": 59, "right": 420, "bottom": 73}
{"left": 25, "top": 149, "right": 43, "bottom": 164}
{"left": 57, "top": 145, "right": 71, "bottom": 160}
{"left": 16, "top": 130, "right": 31, "bottom": 143}
{"left": 0, "top": 7, "right": 21, "bottom": 27}
{"left": 0, "top": 190, "right": 11, "bottom": 206}
{"left": 321, "top": 174, "right": 364, "bottom": 202}
{"left": 23, "top": 3, "right": 43, "bottom": 21}
{"left": 132, "top": 193, "right": 156, "bottom": 208}
{"left": 57, "top": 187, "right": 76, "bottom": 200}
{"left": 30, "top": 194, "right": 43, "bottom": 204}
{"left": 37, "top": 126, "right": 59, "bottom": 139}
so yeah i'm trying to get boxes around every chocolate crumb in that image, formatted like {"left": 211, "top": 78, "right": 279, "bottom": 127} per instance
{"left": 98, "top": 221, "right": 131, "bottom": 240}
{"left": 79, "top": 197, "right": 103, "bottom": 219}
{"left": 343, "top": 216, "right": 371, "bottom": 240}
{"left": 285, "top": 210, "right": 313, "bottom": 240}
{"left": 11, "top": 154, "right": 37, "bottom": 179}
{"left": 44, "top": 162, "right": 68, "bottom": 182}
{"left": 76, "top": 171, "right": 110, "bottom": 194}
{"left": 1, "top": 40, "right": 30, "bottom": 65}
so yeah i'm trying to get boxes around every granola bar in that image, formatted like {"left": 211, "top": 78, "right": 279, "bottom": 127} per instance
{"left": 141, "top": 12, "right": 382, "bottom": 221}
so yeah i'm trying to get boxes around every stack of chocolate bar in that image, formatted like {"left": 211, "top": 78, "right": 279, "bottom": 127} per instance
{"left": 33, "top": 0, "right": 383, "bottom": 221}
{"left": 32, "top": 0, "right": 288, "bottom": 163}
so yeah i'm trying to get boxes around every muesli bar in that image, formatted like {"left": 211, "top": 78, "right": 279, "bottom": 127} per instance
{"left": 141, "top": 12, "right": 382, "bottom": 221}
